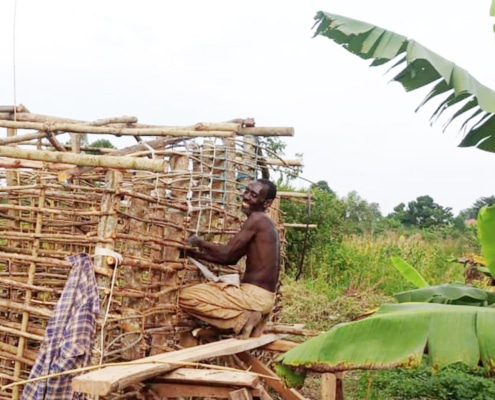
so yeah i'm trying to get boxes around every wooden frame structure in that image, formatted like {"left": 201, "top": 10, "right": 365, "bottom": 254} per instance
{"left": 0, "top": 106, "right": 321, "bottom": 399}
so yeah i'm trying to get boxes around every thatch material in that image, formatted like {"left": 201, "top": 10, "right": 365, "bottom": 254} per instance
{"left": 0, "top": 107, "right": 300, "bottom": 399}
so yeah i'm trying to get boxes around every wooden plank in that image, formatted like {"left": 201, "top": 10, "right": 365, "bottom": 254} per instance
{"left": 336, "top": 372, "right": 344, "bottom": 400}
{"left": 236, "top": 352, "right": 308, "bottom": 400}
{"left": 153, "top": 367, "right": 259, "bottom": 388}
{"left": 150, "top": 383, "right": 233, "bottom": 398}
{"left": 260, "top": 340, "right": 300, "bottom": 352}
{"left": 229, "top": 388, "right": 253, "bottom": 400}
{"left": 254, "top": 384, "right": 274, "bottom": 400}
{"left": 72, "top": 333, "right": 281, "bottom": 396}
{"left": 321, "top": 373, "right": 336, "bottom": 400}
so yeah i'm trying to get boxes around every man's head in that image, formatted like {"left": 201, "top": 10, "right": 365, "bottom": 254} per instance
{"left": 241, "top": 179, "right": 277, "bottom": 215}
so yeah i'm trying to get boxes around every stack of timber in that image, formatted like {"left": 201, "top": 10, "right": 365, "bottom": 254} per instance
{"left": 0, "top": 105, "right": 307, "bottom": 399}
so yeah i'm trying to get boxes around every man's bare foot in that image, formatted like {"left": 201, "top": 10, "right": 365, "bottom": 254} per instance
{"left": 250, "top": 314, "right": 269, "bottom": 337}
{"left": 237, "top": 311, "right": 262, "bottom": 339}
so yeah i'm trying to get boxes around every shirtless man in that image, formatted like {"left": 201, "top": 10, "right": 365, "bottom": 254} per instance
{"left": 179, "top": 179, "right": 280, "bottom": 339}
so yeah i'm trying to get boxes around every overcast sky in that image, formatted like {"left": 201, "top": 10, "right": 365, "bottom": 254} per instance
{"left": 0, "top": 0, "right": 494, "bottom": 215}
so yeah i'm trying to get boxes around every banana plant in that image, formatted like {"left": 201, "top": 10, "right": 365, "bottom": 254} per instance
{"left": 276, "top": 303, "right": 495, "bottom": 387}
{"left": 275, "top": 209, "right": 495, "bottom": 386}
{"left": 275, "top": 3, "right": 495, "bottom": 389}
{"left": 390, "top": 255, "right": 430, "bottom": 288}
{"left": 312, "top": 4, "right": 495, "bottom": 152}
{"left": 478, "top": 204, "right": 495, "bottom": 276}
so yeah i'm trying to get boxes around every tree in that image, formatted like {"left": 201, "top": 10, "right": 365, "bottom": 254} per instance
{"left": 389, "top": 195, "right": 453, "bottom": 229}
{"left": 459, "top": 196, "right": 495, "bottom": 220}
{"left": 310, "top": 180, "right": 335, "bottom": 195}
{"left": 280, "top": 182, "right": 345, "bottom": 279}
{"left": 85, "top": 138, "right": 116, "bottom": 155}
{"left": 342, "top": 191, "right": 383, "bottom": 234}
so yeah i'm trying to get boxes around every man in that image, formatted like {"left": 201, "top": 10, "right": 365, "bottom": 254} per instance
{"left": 179, "top": 179, "right": 280, "bottom": 339}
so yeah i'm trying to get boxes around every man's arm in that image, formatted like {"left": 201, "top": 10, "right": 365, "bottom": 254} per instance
{"left": 186, "top": 215, "right": 259, "bottom": 265}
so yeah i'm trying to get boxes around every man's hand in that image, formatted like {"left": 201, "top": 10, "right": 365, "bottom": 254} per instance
{"left": 187, "top": 235, "right": 202, "bottom": 248}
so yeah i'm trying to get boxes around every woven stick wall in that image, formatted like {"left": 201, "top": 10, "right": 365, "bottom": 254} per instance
{"left": 0, "top": 106, "right": 301, "bottom": 399}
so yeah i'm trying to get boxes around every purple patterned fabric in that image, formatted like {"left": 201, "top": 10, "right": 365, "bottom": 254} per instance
{"left": 21, "top": 253, "right": 100, "bottom": 400}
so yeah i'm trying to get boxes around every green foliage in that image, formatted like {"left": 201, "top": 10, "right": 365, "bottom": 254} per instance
{"left": 394, "top": 283, "right": 495, "bottom": 306}
{"left": 459, "top": 196, "right": 495, "bottom": 220}
{"left": 280, "top": 182, "right": 345, "bottom": 279}
{"left": 342, "top": 191, "right": 383, "bottom": 235}
{"left": 327, "top": 232, "right": 468, "bottom": 295}
{"left": 313, "top": 12, "right": 495, "bottom": 152}
{"left": 273, "top": 362, "right": 306, "bottom": 389}
{"left": 389, "top": 195, "right": 454, "bottom": 229}
{"left": 390, "top": 255, "right": 430, "bottom": 288}
{"left": 358, "top": 359, "right": 495, "bottom": 400}
{"left": 279, "top": 230, "right": 484, "bottom": 398}
{"left": 478, "top": 205, "right": 495, "bottom": 278}
{"left": 85, "top": 138, "right": 116, "bottom": 155}
{"left": 277, "top": 303, "right": 495, "bottom": 390}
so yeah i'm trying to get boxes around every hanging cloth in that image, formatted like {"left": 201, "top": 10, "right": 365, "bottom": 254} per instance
{"left": 22, "top": 253, "right": 100, "bottom": 400}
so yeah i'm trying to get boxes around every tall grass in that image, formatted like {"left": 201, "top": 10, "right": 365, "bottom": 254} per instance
{"left": 298, "top": 231, "right": 474, "bottom": 299}
{"left": 279, "top": 230, "right": 482, "bottom": 399}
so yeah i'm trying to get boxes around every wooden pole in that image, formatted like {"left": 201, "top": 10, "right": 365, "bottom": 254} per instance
{"left": 0, "top": 146, "right": 167, "bottom": 173}
{"left": 321, "top": 373, "right": 337, "bottom": 400}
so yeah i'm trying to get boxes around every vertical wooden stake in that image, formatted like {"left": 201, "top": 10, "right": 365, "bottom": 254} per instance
{"left": 321, "top": 373, "right": 337, "bottom": 400}
{"left": 229, "top": 388, "right": 253, "bottom": 400}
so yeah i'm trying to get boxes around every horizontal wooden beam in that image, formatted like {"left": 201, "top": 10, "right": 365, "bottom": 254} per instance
{"left": 150, "top": 367, "right": 259, "bottom": 388}
{"left": 149, "top": 383, "right": 235, "bottom": 398}
{"left": 0, "top": 120, "right": 294, "bottom": 137}
{"left": 278, "top": 192, "right": 312, "bottom": 199}
{"left": 283, "top": 224, "right": 318, "bottom": 229}
{"left": 148, "top": 383, "right": 266, "bottom": 399}
{"left": 72, "top": 333, "right": 282, "bottom": 396}
{"left": 264, "top": 158, "right": 302, "bottom": 167}
{"left": 0, "top": 146, "right": 167, "bottom": 173}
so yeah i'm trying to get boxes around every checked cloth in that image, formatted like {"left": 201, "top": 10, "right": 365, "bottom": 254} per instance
{"left": 22, "top": 253, "right": 100, "bottom": 400}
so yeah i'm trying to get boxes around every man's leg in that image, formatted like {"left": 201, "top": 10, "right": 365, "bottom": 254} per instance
{"left": 250, "top": 313, "right": 270, "bottom": 337}
{"left": 237, "top": 311, "right": 262, "bottom": 339}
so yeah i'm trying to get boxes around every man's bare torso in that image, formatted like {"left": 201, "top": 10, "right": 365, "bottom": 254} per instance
{"left": 242, "top": 212, "right": 280, "bottom": 292}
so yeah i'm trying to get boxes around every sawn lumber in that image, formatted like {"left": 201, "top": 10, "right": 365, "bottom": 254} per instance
{"left": 72, "top": 333, "right": 281, "bottom": 396}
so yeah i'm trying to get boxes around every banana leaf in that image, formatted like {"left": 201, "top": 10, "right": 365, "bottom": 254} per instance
{"left": 313, "top": 12, "right": 495, "bottom": 153}
{"left": 478, "top": 205, "right": 495, "bottom": 277}
{"left": 394, "top": 283, "right": 495, "bottom": 306}
{"left": 276, "top": 303, "right": 495, "bottom": 387}
{"left": 390, "top": 255, "right": 429, "bottom": 288}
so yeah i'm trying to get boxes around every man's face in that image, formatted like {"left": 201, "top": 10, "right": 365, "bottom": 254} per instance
{"left": 241, "top": 181, "right": 271, "bottom": 215}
